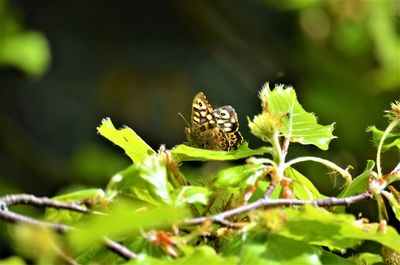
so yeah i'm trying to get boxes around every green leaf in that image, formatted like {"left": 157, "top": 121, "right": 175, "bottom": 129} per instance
{"left": 124, "top": 246, "right": 238, "bottom": 265}
{"left": 367, "top": 125, "right": 400, "bottom": 152}
{"left": 76, "top": 245, "right": 122, "bottom": 265}
{"left": 252, "top": 84, "right": 337, "bottom": 150}
{"left": 171, "top": 142, "right": 272, "bottom": 161}
{"left": 97, "top": 118, "right": 155, "bottom": 163}
{"left": 337, "top": 161, "right": 375, "bottom": 198}
{"left": 215, "top": 164, "right": 267, "bottom": 189}
{"left": 386, "top": 191, "right": 400, "bottom": 222}
{"left": 239, "top": 244, "right": 269, "bottom": 265}
{"left": 264, "top": 235, "right": 322, "bottom": 265}
{"left": 172, "top": 186, "right": 212, "bottom": 206}
{"left": 106, "top": 155, "right": 172, "bottom": 206}
{"left": 355, "top": 253, "right": 383, "bottom": 265}
{"left": 68, "top": 202, "right": 189, "bottom": 251}
{"left": 265, "top": 205, "right": 400, "bottom": 252}
{"left": 44, "top": 189, "right": 106, "bottom": 224}
{"left": 319, "top": 250, "right": 355, "bottom": 265}
{"left": 285, "top": 167, "right": 326, "bottom": 200}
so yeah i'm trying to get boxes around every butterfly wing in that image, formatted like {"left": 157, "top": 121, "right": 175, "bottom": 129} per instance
{"left": 214, "top": 105, "right": 244, "bottom": 150}
{"left": 186, "top": 93, "right": 242, "bottom": 151}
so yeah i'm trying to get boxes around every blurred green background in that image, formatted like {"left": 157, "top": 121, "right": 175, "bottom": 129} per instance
{"left": 0, "top": 0, "right": 398, "bottom": 247}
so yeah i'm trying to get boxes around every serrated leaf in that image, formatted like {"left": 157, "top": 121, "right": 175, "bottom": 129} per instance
{"left": 105, "top": 155, "right": 172, "bottom": 206}
{"left": 97, "top": 118, "right": 155, "bottom": 163}
{"left": 264, "top": 205, "right": 400, "bottom": 251}
{"left": 285, "top": 167, "right": 326, "bottom": 200}
{"left": 171, "top": 142, "right": 272, "bottom": 161}
{"left": 215, "top": 164, "right": 267, "bottom": 189}
{"left": 255, "top": 84, "right": 336, "bottom": 150}
{"left": 367, "top": 125, "right": 400, "bottom": 152}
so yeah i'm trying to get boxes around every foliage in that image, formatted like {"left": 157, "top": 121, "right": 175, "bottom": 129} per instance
{"left": 1, "top": 84, "right": 399, "bottom": 264}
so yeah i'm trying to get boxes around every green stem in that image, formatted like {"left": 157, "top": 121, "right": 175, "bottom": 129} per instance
{"left": 285, "top": 156, "right": 352, "bottom": 186}
{"left": 272, "top": 130, "right": 283, "bottom": 165}
{"left": 376, "top": 118, "right": 400, "bottom": 178}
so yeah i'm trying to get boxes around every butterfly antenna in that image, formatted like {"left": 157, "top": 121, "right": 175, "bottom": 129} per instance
{"left": 178, "top": 112, "right": 190, "bottom": 127}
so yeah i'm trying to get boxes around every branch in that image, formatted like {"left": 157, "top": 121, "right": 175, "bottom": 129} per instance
{"left": 103, "top": 237, "right": 137, "bottom": 260}
{"left": 0, "top": 208, "right": 71, "bottom": 233}
{"left": 0, "top": 194, "right": 137, "bottom": 261}
{"left": 0, "top": 194, "right": 89, "bottom": 213}
{"left": 185, "top": 191, "right": 373, "bottom": 226}
{"left": 263, "top": 181, "right": 277, "bottom": 199}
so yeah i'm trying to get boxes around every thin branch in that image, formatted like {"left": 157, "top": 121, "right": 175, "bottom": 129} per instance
{"left": 263, "top": 181, "right": 277, "bottom": 199}
{"left": 0, "top": 194, "right": 89, "bottom": 213}
{"left": 285, "top": 156, "right": 352, "bottom": 186}
{"left": 0, "top": 195, "right": 137, "bottom": 261}
{"left": 0, "top": 208, "right": 71, "bottom": 233}
{"left": 185, "top": 191, "right": 373, "bottom": 226}
{"left": 377, "top": 118, "right": 400, "bottom": 178}
{"left": 103, "top": 237, "right": 137, "bottom": 260}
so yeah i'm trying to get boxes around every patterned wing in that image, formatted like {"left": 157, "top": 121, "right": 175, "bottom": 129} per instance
{"left": 186, "top": 92, "right": 230, "bottom": 150}
{"left": 190, "top": 92, "right": 217, "bottom": 131}
{"left": 185, "top": 93, "right": 243, "bottom": 151}
{"left": 214, "top": 105, "right": 244, "bottom": 150}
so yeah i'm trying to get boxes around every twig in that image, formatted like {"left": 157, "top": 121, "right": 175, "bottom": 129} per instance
{"left": 185, "top": 191, "right": 373, "bottom": 226}
{"left": 0, "top": 194, "right": 89, "bottom": 213}
{"left": 263, "top": 181, "right": 276, "bottom": 199}
{"left": 0, "top": 194, "right": 137, "bottom": 261}
{"left": 103, "top": 237, "right": 137, "bottom": 260}
{"left": 0, "top": 208, "right": 71, "bottom": 233}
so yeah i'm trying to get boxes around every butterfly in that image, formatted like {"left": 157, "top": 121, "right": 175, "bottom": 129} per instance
{"left": 184, "top": 92, "right": 243, "bottom": 151}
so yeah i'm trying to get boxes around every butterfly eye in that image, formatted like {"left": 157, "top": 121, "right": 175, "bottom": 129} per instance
{"left": 221, "top": 112, "right": 225, "bottom": 117}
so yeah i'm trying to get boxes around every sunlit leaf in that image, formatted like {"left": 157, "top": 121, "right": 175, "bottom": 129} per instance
{"left": 264, "top": 205, "right": 400, "bottom": 251}
{"left": 215, "top": 163, "right": 267, "bottom": 189}
{"left": 172, "top": 186, "right": 212, "bottom": 206}
{"left": 105, "top": 155, "right": 172, "bottom": 206}
{"left": 97, "top": 118, "right": 155, "bottom": 163}
{"left": 125, "top": 246, "right": 238, "bottom": 265}
{"left": 367, "top": 125, "right": 400, "bottom": 152}
{"left": 285, "top": 167, "right": 326, "bottom": 199}
{"left": 355, "top": 252, "right": 383, "bottom": 265}
{"left": 251, "top": 84, "right": 336, "bottom": 150}
{"left": 68, "top": 202, "right": 189, "bottom": 251}
{"left": 171, "top": 142, "right": 272, "bottom": 161}
{"left": 337, "top": 161, "right": 375, "bottom": 198}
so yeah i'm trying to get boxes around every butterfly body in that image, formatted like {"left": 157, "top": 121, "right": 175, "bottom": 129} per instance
{"left": 185, "top": 92, "right": 243, "bottom": 151}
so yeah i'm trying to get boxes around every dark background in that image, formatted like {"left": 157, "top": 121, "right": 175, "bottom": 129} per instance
{"left": 0, "top": 0, "right": 398, "bottom": 258}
